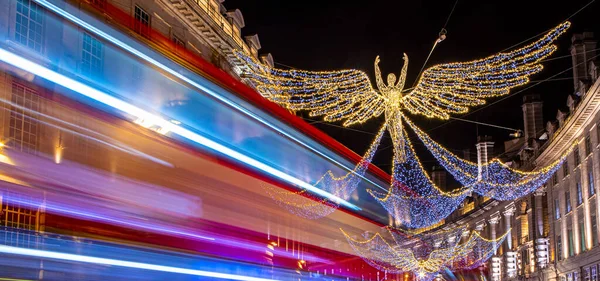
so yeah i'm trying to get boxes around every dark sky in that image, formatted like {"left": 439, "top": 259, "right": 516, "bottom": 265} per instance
{"left": 225, "top": 0, "right": 599, "bottom": 177}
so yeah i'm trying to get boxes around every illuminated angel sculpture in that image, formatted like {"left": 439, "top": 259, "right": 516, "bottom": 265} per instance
{"left": 234, "top": 22, "right": 572, "bottom": 227}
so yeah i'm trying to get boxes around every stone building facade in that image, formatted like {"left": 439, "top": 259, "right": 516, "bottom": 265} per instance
{"left": 0, "top": 0, "right": 270, "bottom": 234}
{"left": 437, "top": 32, "right": 600, "bottom": 281}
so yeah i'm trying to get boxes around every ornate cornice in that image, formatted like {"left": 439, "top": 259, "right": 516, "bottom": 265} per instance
{"left": 536, "top": 78, "right": 600, "bottom": 166}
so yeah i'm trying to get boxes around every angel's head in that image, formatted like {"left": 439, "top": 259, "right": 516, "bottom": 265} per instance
{"left": 387, "top": 73, "right": 397, "bottom": 87}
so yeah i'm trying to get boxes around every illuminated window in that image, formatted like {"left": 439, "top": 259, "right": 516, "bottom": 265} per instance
{"left": 590, "top": 169, "right": 596, "bottom": 197}
{"left": 15, "top": 0, "right": 44, "bottom": 52}
{"left": 555, "top": 199, "right": 561, "bottom": 219}
{"left": 568, "top": 220, "right": 575, "bottom": 257}
{"left": 580, "top": 213, "right": 586, "bottom": 252}
{"left": 591, "top": 201, "right": 598, "bottom": 246}
{"left": 586, "top": 135, "right": 592, "bottom": 155}
{"left": 81, "top": 32, "right": 103, "bottom": 76}
{"left": 0, "top": 192, "right": 38, "bottom": 231}
{"left": 586, "top": 268, "right": 591, "bottom": 281}
{"left": 134, "top": 5, "right": 150, "bottom": 37}
{"left": 9, "top": 82, "right": 40, "bottom": 154}
{"left": 592, "top": 266, "right": 598, "bottom": 281}
{"left": 577, "top": 182, "right": 583, "bottom": 205}
{"left": 566, "top": 191, "right": 572, "bottom": 213}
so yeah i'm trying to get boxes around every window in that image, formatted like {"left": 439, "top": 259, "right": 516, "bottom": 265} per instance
{"left": 15, "top": 0, "right": 44, "bottom": 52}
{"left": 590, "top": 170, "right": 596, "bottom": 197}
{"left": 557, "top": 234, "right": 563, "bottom": 260}
{"left": 566, "top": 191, "right": 572, "bottom": 213}
{"left": 592, "top": 266, "right": 598, "bottom": 281}
{"left": 564, "top": 160, "right": 570, "bottom": 176}
{"left": 575, "top": 147, "right": 581, "bottom": 166}
{"left": 591, "top": 201, "right": 598, "bottom": 246}
{"left": 81, "top": 32, "right": 103, "bottom": 76}
{"left": 89, "top": 0, "right": 106, "bottom": 10}
{"left": 134, "top": 5, "right": 150, "bottom": 37}
{"left": 580, "top": 214, "right": 586, "bottom": 252}
{"left": 577, "top": 182, "right": 583, "bottom": 205}
{"left": 172, "top": 35, "right": 185, "bottom": 50}
{"left": 555, "top": 199, "right": 561, "bottom": 219}
{"left": 586, "top": 267, "right": 591, "bottom": 281}
{"left": 568, "top": 229, "right": 575, "bottom": 257}
{"left": 597, "top": 123, "right": 600, "bottom": 147}
{"left": 586, "top": 135, "right": 592, "bottom": 155}
{"left": 554, "top": 173, "right": 559, "bottom": 185}
{"left": 568, "top": 223, "right": 575, "bottom": 257}
{"left": 9, "top": 82, "right": 40, "bottom": 154}
{"left": 1, "top": 192, "right": 38, "bottom": 231}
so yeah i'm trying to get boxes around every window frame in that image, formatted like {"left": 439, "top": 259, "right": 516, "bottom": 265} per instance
{"left": 15, "top": 0, "right": 45, "bottom": 53}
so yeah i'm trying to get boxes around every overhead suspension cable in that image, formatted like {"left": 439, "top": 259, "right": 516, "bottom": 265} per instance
{"left": 411, "top": 0, "right": 458, "bottom": 88}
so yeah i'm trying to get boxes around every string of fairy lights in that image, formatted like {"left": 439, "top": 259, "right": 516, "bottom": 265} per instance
{"left": 233, "top": 20, "right": 573, "bottom": 279}
{"left": 261, "top": 123, "right": 387, "bottom": 219}
{"left": 367, "top": 126, "right": 471, "bottom": 229}
{"left": 341, "top": 227, "right": 509, "bottom": 281}
{"left": 402, "top": 115, "right": 575, "bottom": 200}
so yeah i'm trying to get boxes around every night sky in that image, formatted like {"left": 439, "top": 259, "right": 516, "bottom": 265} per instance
{"left": 226, "top": 0, "right": 599, "bottom": 183}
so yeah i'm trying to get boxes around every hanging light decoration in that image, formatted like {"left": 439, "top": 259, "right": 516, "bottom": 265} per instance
{"left": 368, "top": 126, "right": 471, "bottom": 229}
{"left": 402, "top": 115, "right": 574, "bottom": 200}
{"left": 262, "top": 123, "right": 387, "bottom": 219}
{"left": 341, "top": 226, "right": 509, "bottom": 281}
{"left": 233, "top": 22, "right": 571, "bottom": 224}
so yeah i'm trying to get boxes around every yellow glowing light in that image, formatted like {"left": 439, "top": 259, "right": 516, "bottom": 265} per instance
{"left": 0, "top": 173, "right": 31, "bottom": 187}
{"left": 55, "top": 145, "right": 64, "bottom": 164}
{"left": 0, "top": 154, "right": 14, "bottom": 166}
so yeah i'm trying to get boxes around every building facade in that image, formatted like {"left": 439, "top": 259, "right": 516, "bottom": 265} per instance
{"left": 0, "top": 0, "right": 270, "bottom": 237}
{"left": 437, "top": 32, "right": 600, "bottom": 281}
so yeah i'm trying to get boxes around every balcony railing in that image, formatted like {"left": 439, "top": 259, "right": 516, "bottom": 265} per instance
{"left": 190, "top": 0, "right": 249, "bottom": 54}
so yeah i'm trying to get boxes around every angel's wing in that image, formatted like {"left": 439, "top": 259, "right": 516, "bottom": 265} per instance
{"left": 234, "top": 50, "right": 386, "bottom": 127}
{"left": 402, "top": 21, "right": 571, "bottom": 119}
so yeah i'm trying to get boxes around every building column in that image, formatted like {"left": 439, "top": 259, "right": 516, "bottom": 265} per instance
{"left": 534, "top": 190, "right": 545, "bottom": 239}
{"left": 490, "top": 212, "right": 501, "bottom": 254}
{"left": 490, "top": 213, "right": 502, "bottom": 281}
{"left": 533, "top": 190, "right": 549, "bottom": 269}
{"left": 504, "top": 203, "right": 517, "bottom": 278}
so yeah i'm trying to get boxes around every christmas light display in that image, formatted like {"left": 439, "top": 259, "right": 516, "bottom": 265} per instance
{"left": 263, "top": 123, "right": 387, "bottom": 219}
{"left": 402, "top": 115, "right": 573, "bottom": 200}
{"left": 367, "top": 127, "right": 471, "bottom": 229}
{"left": 233, "top": 21, "right": 571, "bottom": 227}
{"left": 341, "top": 227, "right": 508, "bottom": 281}
{"left": 234, "top": 21, "right": 570, "bottom": 162}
